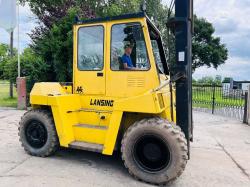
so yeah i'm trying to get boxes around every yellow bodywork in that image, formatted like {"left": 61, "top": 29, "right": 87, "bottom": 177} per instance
{"left": 30, "top": 16, "right": 176, "bottom": 155}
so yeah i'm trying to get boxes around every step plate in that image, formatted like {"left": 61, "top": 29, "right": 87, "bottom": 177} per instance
{"left": 74, "top": 124, "right": 108, "bottom": 130}
{"left": 69, "top": 141, "right": 103, "bottom": 153}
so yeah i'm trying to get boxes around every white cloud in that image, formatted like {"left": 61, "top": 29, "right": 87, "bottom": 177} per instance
{"left": 193, "top": 57, "right": 250, "bottom": 81}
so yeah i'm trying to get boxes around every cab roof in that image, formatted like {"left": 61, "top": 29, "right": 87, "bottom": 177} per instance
{"left": 75, "top": 12, "right": 145, "bottom": 24}
{"left": 74, "top": 12, "right": 161, "bottom": 35}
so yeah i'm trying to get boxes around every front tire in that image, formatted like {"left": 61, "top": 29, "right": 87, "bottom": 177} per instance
{"left": 18, "top": 109, "right": 59, "bottom": 157}
{"left": 121, "top": 117, "right": 188, "bottom": 185}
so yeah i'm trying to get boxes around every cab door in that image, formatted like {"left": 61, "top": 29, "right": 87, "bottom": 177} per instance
{"left": 73, "top": 24, "right": 106, "bottom": 95}
{"left": 106, "top": 19, "right": 159, "bottom": 98}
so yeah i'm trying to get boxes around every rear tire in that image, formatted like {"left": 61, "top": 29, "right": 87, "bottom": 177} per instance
{"left": 18, "top": 109, "right": 59, "bottom": 157}
{"left": 121, "top": 117, "right": 188, "bottom": 185}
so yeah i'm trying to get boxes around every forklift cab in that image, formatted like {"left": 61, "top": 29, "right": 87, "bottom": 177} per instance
{"left": 73, "top": 13, "right": 169, "bottom": 97}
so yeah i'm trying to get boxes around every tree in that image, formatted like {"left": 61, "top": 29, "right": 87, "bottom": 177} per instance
{"left": 192, "top": 16, "right": 228, "bottom": 70}
{"left": 197, "top": 76, "right": 214, "bottom": 84}
{"left": 0, "top": 44, "right": 10, "bottom": 78}
{"left": 214, "top": 75, "right": 222, "bottom": 85}
{"left": 20, "top": 0, "right": 228, "bottom": 83}
{"left": 196, "top": 75, "right": 223, "bottom": 85}
{"left": 0, "top": 43, "right": 10, "bottom": 58}
{"left": 0, "top": 43, "right": 17, "bottom": 79}
{"left": 3, "top": 47, "right": 49, "bottom": 92}
{"left": 30, "top": 8, "right": 77, "bottom": 82}
{"left": 133, "top": 1, "right": 228, "bottom": 72}
{"left": 20, "top": 0, "right": 143, "bottom": 82}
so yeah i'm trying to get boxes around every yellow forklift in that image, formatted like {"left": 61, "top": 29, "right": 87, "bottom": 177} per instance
{"left": 18, "top": 0, "right": 193, "bottom": 185}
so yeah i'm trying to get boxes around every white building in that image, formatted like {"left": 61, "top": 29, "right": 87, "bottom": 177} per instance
{"left": 222, "top": 78, "right": 250, "bottom": 98}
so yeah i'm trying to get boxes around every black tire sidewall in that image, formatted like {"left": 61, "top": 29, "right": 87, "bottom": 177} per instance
{"left": 122, "top": 119, "right": 187, "bottom": 184}
{"left": 19, "top": 110, "right": 58, "bottom": 156}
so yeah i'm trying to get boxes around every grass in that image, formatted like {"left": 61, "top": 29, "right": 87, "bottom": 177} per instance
{"left": 0, "top": 80, "right": 17, "bottom": 107}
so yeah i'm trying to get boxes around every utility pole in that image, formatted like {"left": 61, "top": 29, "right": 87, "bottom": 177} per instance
{"left": 9, "top": 31, "right": 14, "bottom": 98}
{"left": 17, "top": 1, "right": 20, "bottom": 78}
{"left": 16, "top": 2, "right": 26, "bottom": 110}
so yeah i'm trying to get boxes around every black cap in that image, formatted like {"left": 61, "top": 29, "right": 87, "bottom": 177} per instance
{"left": 124, "top": 43, "right": 133, "bottom": 49}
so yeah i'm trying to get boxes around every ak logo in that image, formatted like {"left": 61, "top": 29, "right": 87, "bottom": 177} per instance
{"left": 76, "top": 86, "right": 83, "bottom": 94}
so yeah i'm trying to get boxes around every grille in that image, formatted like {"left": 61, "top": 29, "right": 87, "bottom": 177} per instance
{"left": 127, "top": 76, "right": 145, "bottom": 88}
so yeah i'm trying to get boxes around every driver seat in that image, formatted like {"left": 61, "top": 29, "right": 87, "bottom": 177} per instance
{"left": 118, "top": 57, "right": 124, "bottom": 70}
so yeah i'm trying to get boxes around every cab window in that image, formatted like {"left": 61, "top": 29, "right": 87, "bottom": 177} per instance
{"left": 78, "top": 26, "right": 104, "bottom": 71}
{"left": 148, "top": 22, "right": 169, "bottom": 75}
{"left": 151, "top": 40, "right": 164, "bottom": 73}
{"left": 111, "top": 23, "right": 150, "bottom": 71}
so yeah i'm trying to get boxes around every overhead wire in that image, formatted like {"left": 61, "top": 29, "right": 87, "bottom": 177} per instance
{"left": 167, "top": 0, "right": 175, "bottom": 19}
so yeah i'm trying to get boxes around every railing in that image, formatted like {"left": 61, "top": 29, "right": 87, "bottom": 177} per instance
{"left": 0, "top": 80, "right": 14, "bottom": 97}
{"left": 0, "top": 80, "right": 17, "bottom": 108}
{"left": 192, "top": 84, "right": 248, "bottom": 121}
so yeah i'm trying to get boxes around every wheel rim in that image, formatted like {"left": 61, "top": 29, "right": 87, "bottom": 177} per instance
{"left": 133, "top": 134, "right": 171, "bottom": 173}
{"left": 25, "top": 120, "right": 47, "bottom": 148}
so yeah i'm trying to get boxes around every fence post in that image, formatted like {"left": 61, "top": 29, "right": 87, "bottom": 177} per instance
{"left": 247, "top": 86, "right": 250, "bottom": 125}
{"left": 9, "top": 81, "right": 13, "bottom": 98}
{"left": 243, "top": 92, "right": 248, "bottom": 124}
{"left": 212, "top": 83, "right": 216, "bottom": 114}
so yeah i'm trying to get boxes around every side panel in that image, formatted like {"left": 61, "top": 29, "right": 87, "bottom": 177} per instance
{"left": 73, "top": 126, "right": 107, "bottom": 144}
{"left": 30, "top": 82, "right": 67, "bottom": 105}
{"left": 48, "top": 95, "right": 81, "bottom": 147}
{"left": 31, "top": 90, "right": 171, "bottom": 154}
{"left": 102, "top": 111, "right": 123, "bottom": 155}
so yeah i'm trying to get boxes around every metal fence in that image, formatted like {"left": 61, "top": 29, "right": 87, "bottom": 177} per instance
{"left": 192, "top": 84, "right": 248, "bottom": 121}
{"left": 0, "top": 81, "right": 14, "bottom": 98}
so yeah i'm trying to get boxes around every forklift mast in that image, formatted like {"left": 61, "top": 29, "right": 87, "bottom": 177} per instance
{"left": 168, "top": 0, "right": 193, "bottom": 156}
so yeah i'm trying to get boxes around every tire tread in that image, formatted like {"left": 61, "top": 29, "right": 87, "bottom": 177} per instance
{"left": 121, "top": 117, "right": 188, "bottom": 185}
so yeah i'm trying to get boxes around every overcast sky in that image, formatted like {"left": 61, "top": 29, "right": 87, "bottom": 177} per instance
{"left": 0, "top": 0, "right": 249, "bottom": 81}
{"left": 163, "top": 0, "right": 250, "bottom": 81}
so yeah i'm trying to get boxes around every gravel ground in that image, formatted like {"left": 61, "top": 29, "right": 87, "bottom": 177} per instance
{"left": 0, "top": 108, "right": 250, "bottom": 187}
